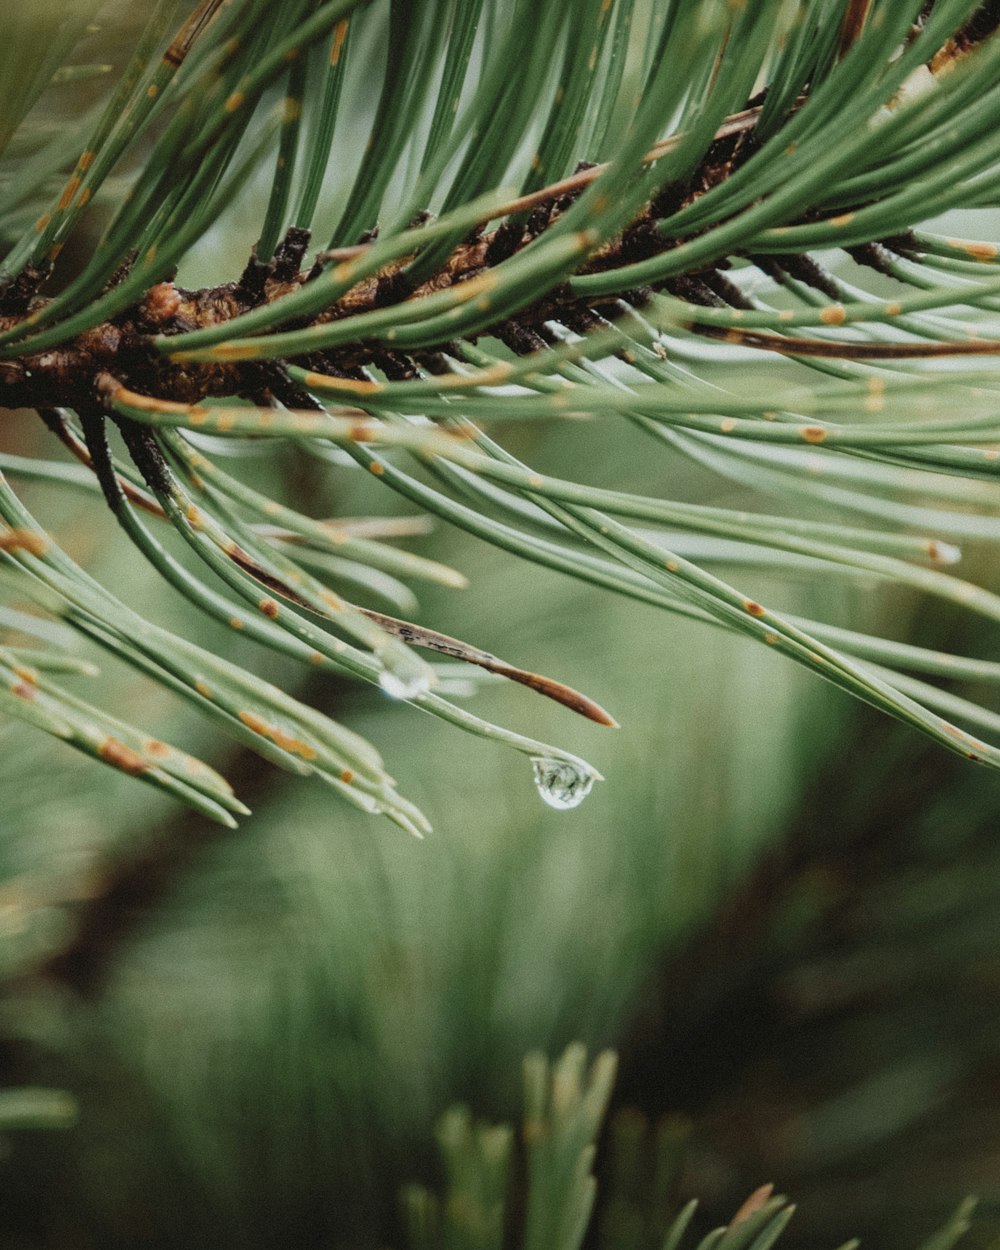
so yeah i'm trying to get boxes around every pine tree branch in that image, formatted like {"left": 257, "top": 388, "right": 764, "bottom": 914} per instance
{"left": 6, "top": 0, "right": 1000, "bottom": 823}
{"left": 0, "top": 119, "right": 764, "bottom": 415}
{"left": 8, "top": 70, "right": 1000, "bottom": 431}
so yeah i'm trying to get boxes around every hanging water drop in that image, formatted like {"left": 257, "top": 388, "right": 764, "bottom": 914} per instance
{"left": 530, "top": 756, "right": 595, "bottom": 811}
{"left": 378, "top": 668, "right": 431, "bottom": 700}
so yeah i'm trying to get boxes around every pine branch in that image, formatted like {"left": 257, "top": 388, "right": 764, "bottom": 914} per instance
{"left": 6, "top": 0, "right": 1000, "bottom": 828}
{"left": 0, "top": 109, "right": 767, "bottom": 415}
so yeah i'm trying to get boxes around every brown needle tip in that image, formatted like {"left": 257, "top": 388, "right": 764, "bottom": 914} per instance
{"left": 499, "top": 666, "right": 620, "bottom": 727}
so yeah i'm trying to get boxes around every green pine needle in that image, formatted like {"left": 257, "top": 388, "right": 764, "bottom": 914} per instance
{"left": 4, "top": 1, "right": 1000, "bottom": 827}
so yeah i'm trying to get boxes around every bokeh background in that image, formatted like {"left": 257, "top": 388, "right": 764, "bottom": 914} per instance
{"left": 4, "top": 4, "right": 1000, "bottom": 1249}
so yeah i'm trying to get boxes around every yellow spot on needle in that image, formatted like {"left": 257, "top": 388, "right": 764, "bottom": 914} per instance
{"left": 819, "top": 304, "right": 847, "bottom": 326}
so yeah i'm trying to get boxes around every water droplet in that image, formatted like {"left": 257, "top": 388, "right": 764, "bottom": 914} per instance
{"left": 378, "top": 669, "right": 430, "bottom": 700}
{"left": 530, "top": 756, "right": 595, "bottom": 811}
{"left": 928, "top": 540, "right": 961, "bottom": 566}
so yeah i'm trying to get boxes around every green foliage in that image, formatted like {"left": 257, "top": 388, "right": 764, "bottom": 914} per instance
{"left": 400, "top": 1045, "right": 977, "bottom": 1250}
{"left": 8, "top": 6, "right": 1000, "bottom": 1248}
{"left": 3, "top": 1, "right": 1000, "bottom": 832}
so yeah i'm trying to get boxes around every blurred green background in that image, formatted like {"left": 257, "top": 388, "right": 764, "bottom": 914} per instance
{"left": 4, "top": 4, "right": 1000, "bottom": 1249}
{"left": 0, "top": 374, "right": 839, "bottom": 1246}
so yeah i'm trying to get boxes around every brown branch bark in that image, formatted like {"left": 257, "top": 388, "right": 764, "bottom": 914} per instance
{"left": 0, "top": 111, "right": 769, "bottom": 414}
